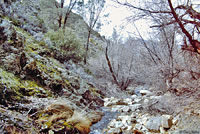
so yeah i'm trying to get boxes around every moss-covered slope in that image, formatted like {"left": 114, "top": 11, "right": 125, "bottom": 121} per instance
{"left": 0, "top": 2, "right": 104, "bottom": 133}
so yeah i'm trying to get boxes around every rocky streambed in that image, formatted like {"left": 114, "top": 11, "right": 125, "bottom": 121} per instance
{"left": 90, "top": 88, "right": 200, "bottom": 134}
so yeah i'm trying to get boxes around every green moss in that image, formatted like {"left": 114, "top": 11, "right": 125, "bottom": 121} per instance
{"left": 0, "top": 68, "right": 23, "bottom": 100}
{"left": 44, "top": 121, "right": 52, "bottom": 128}
{"left": 63, "top": 122, "right": 73, "bottom": 129}
{"left": 0, "top": 67, "right": 52, "bottom": 99}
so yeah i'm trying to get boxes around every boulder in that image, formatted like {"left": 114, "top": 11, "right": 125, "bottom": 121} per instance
{"left": 145, "top": 116, "right": 161, "bottom": 132}
{"left": 161, "top": 115, "right": 173, "bottom": 128}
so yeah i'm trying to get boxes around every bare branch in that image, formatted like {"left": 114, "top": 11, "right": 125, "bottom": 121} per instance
{"left": 113, "top": 0, "right": 171, "bottom": 14}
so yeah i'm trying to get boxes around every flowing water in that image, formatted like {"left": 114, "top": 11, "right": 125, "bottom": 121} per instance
{"left": 90, "top": 107, "right": 118, "bottom": 134}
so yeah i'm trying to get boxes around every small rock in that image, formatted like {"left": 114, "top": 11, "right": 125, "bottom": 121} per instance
{"left": 144, "top": 99, "right": 149, "bottom": 105}
{"left": 129, "top": 104, "right": 142, "bottom": 111}
{"left": 134, "top": 98, "right": 142, "bottom": 103}
{"left": 160, "top": 127, "right": 166, "bottom": 133}
{"left": 172, "top": 117, "right": 179, "bottom": 125}
{"left": 131, "top": 94, "right": 137, "bottom": 99}
{"left": 140, "top": 90, "right": 152, "bottom": 96}
{"left": 141, "top": 126, "right": 148, "bottom": 132}
{"left": 127, "top": 125, "right": 133, "bottom": 131}
{"left": 150, "top": 96, "right": 162, "bottom": 100}
{"left": 115, "top": 121, "right": 124, "bottom": 128}
{"left": 131, "top": 112, "right": 138, "bottom": 118}
{"left": 104, "top": 98, "right": 110, "bottom": 102}
{"left": 107, "top": 128, "right": 121, "bottom": 134}
{"left": 135, "top": 123, "right": 143, "bottom": 130}
{"left": 104, "top": 101, "right": 111, "bottom": 107}
{"left": 124, "top": 98, "right": 133, "bottom": 105}
{"left": 141, "top": 117, "right": 148, "bottom": 125}
{"left": 161, "top": 115, "right": 173, "bottom": 128}
{"left": 111, "top": 105, "right": 122, "bottom": 112}
{"left": 120, "top": 106, "right": 130, "bottom": 112}
{"left": 108, "top": 119, "right": 116, "bottom": 128}
{"left": 123, "top": 126, "right": 133, "bottom": 133}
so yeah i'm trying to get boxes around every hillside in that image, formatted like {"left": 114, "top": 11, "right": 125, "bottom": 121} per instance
{"left": 0, "top": 0, "right": 105, "bottom": 133}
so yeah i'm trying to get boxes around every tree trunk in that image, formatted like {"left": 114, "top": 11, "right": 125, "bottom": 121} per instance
{"left": 58, "top": 16, "right": 62, "bottom": 28}
{"left": 168, "top": 0, "right": 199, "bottom": 53}
{"left": 63, "top": 12, "right": 70, "bottom": 28}
{"left": 105, "top": 42, "right": 119, "bottom": 86}
{"left": 84, "top": 29, "right": 91, "bottom": 64}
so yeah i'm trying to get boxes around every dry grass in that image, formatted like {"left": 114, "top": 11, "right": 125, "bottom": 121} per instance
{"left": 67, "top": 111, "right": 92, "bottom": 134}
{"left": 5, "top": 126, "right": 34, "bottom": 134}
{"left": 37, "top": 103, "right": 92, "bottom": 134}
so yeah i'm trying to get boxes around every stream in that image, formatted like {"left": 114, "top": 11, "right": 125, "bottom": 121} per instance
{"left": 90, "top": 107, "right": 118, "bottom": 134}
{"left": 89, "top": 89, "right": 142, "bottom": 134}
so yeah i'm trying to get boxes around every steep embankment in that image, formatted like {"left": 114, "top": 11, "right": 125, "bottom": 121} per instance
{"left": 0, "top": 0, "right": 105, "bottom": 133}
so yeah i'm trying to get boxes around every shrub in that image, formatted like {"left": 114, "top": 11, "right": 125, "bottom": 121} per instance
{"left": 45, "top": 28, "right": 84, "bottom": 63}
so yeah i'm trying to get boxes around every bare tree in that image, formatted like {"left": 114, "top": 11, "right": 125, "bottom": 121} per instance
{"left": 55, "top": 0, "right": 78, "bottom": 28}
{"left": 113, "top": 0, "right": 200, "bottom": 54}
{"left": 105, "top": 42, "right": 133, "bottom": 90}
{"left": 39, "top": 0, "right": 80, "bottom": 29}
{"left": 83, "top": 0, "right": 105, "bottom": 64}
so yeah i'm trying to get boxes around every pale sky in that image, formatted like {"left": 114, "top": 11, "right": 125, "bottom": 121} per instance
{"left": 59, "top": 0, "right": 200, "bottom": 39}
{"left": 99, "top": 0, "right": 152, "bottom": 39}
{"left": 100, "top": 0, "right": 200, "bottom": 39}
